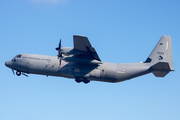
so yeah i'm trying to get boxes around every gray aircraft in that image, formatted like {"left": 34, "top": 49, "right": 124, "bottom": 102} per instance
{"left": 5, "top": 35, "right": 174, "bottom": 84}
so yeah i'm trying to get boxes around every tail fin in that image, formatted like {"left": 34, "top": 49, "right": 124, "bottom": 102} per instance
{"left": 144, "top": 35, "right": 174, "bottom": 77}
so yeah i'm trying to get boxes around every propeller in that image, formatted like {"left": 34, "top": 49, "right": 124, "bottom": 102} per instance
{"left": 56, "top": 39, "right": 63, "bottom": 68}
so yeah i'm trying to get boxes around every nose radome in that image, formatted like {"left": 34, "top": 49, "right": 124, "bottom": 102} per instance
{"left": 5, "top": 61, "right": 8, "bottom": 66}
{"left": 5, "top": 61, "right": 12, "bottom": 68}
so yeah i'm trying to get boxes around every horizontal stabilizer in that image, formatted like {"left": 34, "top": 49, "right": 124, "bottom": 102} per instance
{"left": 151, "top": 62, "right": 171, "bottom": 71}
{"left": 151, "top": 62, "right": 173, "bottom": 77}
{"left": 152, "top": 71, "right": 169, "bottom": 77}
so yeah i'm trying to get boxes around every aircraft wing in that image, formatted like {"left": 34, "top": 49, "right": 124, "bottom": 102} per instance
{"left": 73, "top": 35, "right": 101, "bottom": 62}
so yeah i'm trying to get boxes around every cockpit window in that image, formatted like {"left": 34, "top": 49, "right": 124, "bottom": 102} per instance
{"left": 16, "top": 54, "right": 22, "bottom": 58}
{"left": 11, "top": 54, "right": 22, "bottom": 61}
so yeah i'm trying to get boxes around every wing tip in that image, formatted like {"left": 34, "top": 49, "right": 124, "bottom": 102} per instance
{"left": 73, "top": 35, "right": 87, "bottom": 38}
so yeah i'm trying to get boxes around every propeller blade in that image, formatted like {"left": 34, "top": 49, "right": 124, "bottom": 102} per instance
{"left": 59, "top": 57, "right": 62, "bottom": 69}
{"left": 59, "top": 39, "right": 61, "bottom": 50}
{"left": 56, "top": 39, "right": 61, "bottom": 51}
{"left": 59, "top": 57, "right": 62, "bottom": 64}
{"left": 59, "top": 39, "right": 62, "bottom": 57}
{"left": 12, "top": 69, "right": 15, "bottom": 75}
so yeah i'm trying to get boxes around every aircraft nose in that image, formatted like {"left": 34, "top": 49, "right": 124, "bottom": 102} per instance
{"left": 5, "top": 61, "right": 12, "bottom": 68}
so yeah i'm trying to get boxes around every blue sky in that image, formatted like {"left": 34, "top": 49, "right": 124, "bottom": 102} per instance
{"left": 0, "top": 0, "right": 180, "bottom": 120}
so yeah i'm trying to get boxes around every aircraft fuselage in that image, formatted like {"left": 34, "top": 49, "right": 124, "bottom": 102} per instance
{"left": 5, "top": 54, "right": 151, "bottom": 83}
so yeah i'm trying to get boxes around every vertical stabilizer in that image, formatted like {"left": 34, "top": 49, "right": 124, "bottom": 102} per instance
{"left": 144, "top": 35, "right": 174, "bottom": 77}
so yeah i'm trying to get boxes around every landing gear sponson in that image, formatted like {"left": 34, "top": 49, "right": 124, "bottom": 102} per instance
{"left": 75, "top": 78, "right": 90, "bottom": 84}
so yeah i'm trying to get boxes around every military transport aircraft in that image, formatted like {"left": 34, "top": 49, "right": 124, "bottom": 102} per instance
{"left": 5, "top": 35, "right": 174, "bottom": 84}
